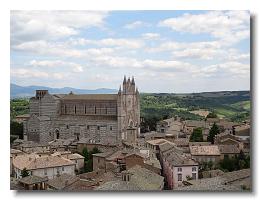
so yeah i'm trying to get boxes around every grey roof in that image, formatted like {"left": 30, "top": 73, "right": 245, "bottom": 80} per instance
{"left": 177, "top": 169, "right": 250, "bottom": 191}
{"left": 185, "top": 120, "right": 208, "bottom": 128}
{"left": 95, "top": 180, "right": 140, "bottom": 191}
{"left": 19, "top": 175, "right": 48, "bottom": 185}
{"left": 144, "top": 158, "right": 162, "bottom": 170}
{"left": 165, "top": 150, "right": 198, "bottom": 167}
{"left": 61, "top": 94, "right": 118, "bottom": 101}
{"left": 47, "top": 173, "right": 79, "bottom": 190}
{"left": 126, "top": 165, "right": 164, "bottom": 190}
{"left": 96, "top": 165, "right": 164, "bottom": 191}
{"left": 93, "top": 151, "right": 114, "bottom": 158}
{"left": 218, "top": 145, "right": 240, "bottom": 154}
{"left": 159, "top": 142, "right": 176, "bottom": 153}
{"left": 190, "top": 145, "right": 221, "bottom": 156}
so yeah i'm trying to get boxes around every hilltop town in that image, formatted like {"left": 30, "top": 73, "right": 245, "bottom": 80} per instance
{"left": 10, "top": 77, "right": 251, "bottom": 191}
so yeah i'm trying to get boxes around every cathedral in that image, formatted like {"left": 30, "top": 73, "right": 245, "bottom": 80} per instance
{"left": 23, "top": 76, "right": 140, "bottom": 145}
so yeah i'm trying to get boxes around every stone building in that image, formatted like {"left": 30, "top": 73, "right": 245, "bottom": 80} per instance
{"left": 24, "top": 76, "right": 140, "bottom": 145}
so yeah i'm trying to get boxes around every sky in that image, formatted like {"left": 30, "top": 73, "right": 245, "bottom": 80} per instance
{"left": 10, "top": 10, "right": 250, "bottom": 93}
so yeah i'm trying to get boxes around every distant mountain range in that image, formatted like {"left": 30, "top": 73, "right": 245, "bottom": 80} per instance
{"left": 10, "top": 83, "right": 118, "bottom": 98}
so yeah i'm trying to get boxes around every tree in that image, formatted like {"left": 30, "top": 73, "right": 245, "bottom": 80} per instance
{"left": 10, "top": 121, "right": 23, "bottom": 139}
{"left": 82, "top": 147, "right": 90, "bottom": 161}
{"left": 190, "top": 127, "right": 203, "bottom": 142}
{"left": 81, "top": 147, "right": 101, "bottom": 173}
{"left": 21, "top": 168, "right": 30, "bottom": 178}
{"left": 207, "top": 122, "right": 220, "bottom": 144}
{"left": 91, "top": 147, "right": 101, "bottom": 155}
{"left": 206, "top": 112, "right": 217, "bottom": 118}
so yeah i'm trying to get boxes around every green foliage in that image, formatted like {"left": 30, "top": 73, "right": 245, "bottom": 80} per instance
{"left": 10, "top": 135, "right": 18, "bottom": 144}
{"left": 10, "top": 121, "right": 23, "bottom": 139}
{"left": 219, "top": 152, "right": 250, "bottom": 172}
{"left": 80, "top": 147, "right": 101, "bottom": 173}
{"left": 139, "top": 91, "right": 250, "bottom": 130}
{"left": 82, "top": 147, "right": 90, "bottom": 161}
{"left": 190, "top": 127, "right": 203, "bottom": 142}
{"left": 21, "top": 168, "right": 30, "bottom": 178}
{"left": 207, "top": 123, "right": 220, "bottom": 144}
{"left": 206, "top": 112, "right": 217, "bottom": 118}
{"left": 10, "top": 98, "right": 29, "bottom": 120}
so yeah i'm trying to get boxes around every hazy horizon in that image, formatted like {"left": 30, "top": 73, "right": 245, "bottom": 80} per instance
{"left": 11, "top": 82, "right": 250, "bottom": 94}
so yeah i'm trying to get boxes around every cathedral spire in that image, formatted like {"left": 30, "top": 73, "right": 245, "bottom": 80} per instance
{"left": 135, "top": 87, "right": 139, "bottom": 94}
{"left": 131, "top": 76, "right": 135, "bottom": 85}
{"left": 123, "top": 75, "right": 126, "bottom": 84}
{"left": 118, "top": 85, "right": 122, "bottom": 95}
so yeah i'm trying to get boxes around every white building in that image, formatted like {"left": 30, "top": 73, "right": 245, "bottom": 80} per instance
{"left": 13, "top": 154, "right": 75, "bottom": 179}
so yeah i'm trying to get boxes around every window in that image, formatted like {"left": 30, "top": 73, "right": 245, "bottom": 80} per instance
{"left": 178, "top": 174, "right": 182, "bottom": 181}
{"left": 62, "top": 167, "right": 64, "bottom": 171}
{"left": 84, "top": 105, "right": 86, "bottom": 114}
{"left": 110, "top": 126, "right": 113, "bottom": 131}
{"left": 192, "top": 167, "right": 197, "bottom": 172}
{"left": 98, "top": 158, "right": 100, "bottom": 163}
{"left": 192, "top": 173, "right": 197, "bottom": 180}
{"left": 97, "top": 126, "right": 100, "bottom": 131}
{"left": 74, "top": 106, "right": 77, "bottom": 114}
{"left": 87, "top": 125, "right": 89, "bottom": 130}
{"left": 66, "top": 125, "right": 69, "bottom": 129}
{"left": 44, "top": 169, "right": 47, "bottom": 175}
{"left": 177, "top": 167, "right": 182, "bottom": 172}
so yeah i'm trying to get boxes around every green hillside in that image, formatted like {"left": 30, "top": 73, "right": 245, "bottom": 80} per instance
{"left": 140, "top": 91, "right": 250, "bottom": 125}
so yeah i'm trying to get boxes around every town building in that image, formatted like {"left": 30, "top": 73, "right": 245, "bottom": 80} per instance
{"left": 189, "top": 145, "right": 221, "bottom": 163}
{"left": 176, "top": 169, "right": 251, "bottom": 191}
{"left": 159, "top": 142, "right": 199, "bottom": 189}
{"left": 13, "top": 154, "right": 76, "bottom": 179}
{"left": 95, "top": 165, "right": 164, "bottom": 191}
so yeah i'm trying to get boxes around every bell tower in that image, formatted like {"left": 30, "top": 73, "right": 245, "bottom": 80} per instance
{"left": 117, "top": 76, "right": 140, "bottom": 144}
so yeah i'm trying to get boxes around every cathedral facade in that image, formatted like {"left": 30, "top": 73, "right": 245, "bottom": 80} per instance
{"left": 23, "top": 76, "right": 140, "bottom": 145}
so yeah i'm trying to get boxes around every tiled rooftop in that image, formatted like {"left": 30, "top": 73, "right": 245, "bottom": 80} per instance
{"left": 190, "top": 145, "right": 221, "bottom": 156}
{"left": 13, "top": 154, "right": 75, "bottom": 170}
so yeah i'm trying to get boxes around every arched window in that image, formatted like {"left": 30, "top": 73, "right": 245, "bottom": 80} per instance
{"left": 74, "top": 105, "right": 77, "bottom": 114}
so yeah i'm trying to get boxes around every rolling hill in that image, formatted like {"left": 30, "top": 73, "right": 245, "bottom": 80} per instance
{"left": 10, "top": 83, "right": 118, "bottom": 98}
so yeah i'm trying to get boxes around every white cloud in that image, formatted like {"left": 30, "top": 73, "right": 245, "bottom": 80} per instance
{"left": 29, "top": 60, "right": 84, "bottom": 72}
{"left": 142, "top": 59, "right": 194, "bottom": 71}
{"left": 159, "top": 11, "right": 249, "bottom": 44}
{"left": 11, "top": 68, "right": 70, "bottom": 80}
{"left": 142, "top": 33, "right": 160, "bottom": 40}
{"left": 11, "top": 68, "right": 50, "bottom": 78}
{"left": 172, "top": 48, "right": 222, "bottom": 60}
{"left": 192, "top": 61, "right": 250, "bottom": 78}
{"left": 124, "top": 21, "right": 150, "bottom": 29}
{"left": 12, "top": 40, "right": 116, "bottom": 58}
{"left": 11, "top": 11, "right": 108, "bottom": 44}
{"left": 69, "top": 38, "right": 144, "bottom": 49}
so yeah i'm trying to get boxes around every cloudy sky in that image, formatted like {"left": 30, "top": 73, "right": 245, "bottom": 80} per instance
{"left": 10, "top": 10, "right": 250, "bottom": 93}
